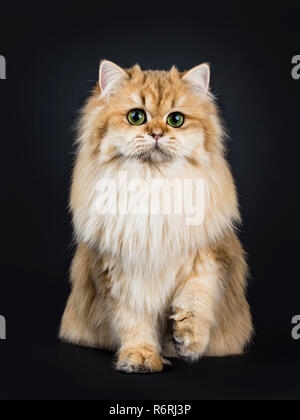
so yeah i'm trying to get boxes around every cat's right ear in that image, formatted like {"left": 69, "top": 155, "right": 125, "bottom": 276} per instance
{"left": 182, "top": 64, "right": 210, "bottom": 96}
{"left": 99, "top": 60, "right": 128, "bottom": 97}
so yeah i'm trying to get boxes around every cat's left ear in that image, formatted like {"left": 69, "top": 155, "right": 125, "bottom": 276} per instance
{"left": 182, "top": 64, "right": 210, "bottom": 96}
{"left": 99, "top": 60, "right": 128, "bottom": 96}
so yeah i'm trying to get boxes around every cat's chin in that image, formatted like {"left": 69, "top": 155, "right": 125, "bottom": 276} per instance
{"left": 132, "top": 146, "right": 176, "bottom": 165}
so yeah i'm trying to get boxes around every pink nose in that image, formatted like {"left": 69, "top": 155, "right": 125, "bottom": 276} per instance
{"left": 151, "top": 133, "right": 163, "bottom": 142}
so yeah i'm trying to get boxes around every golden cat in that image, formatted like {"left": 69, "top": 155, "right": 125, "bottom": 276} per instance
{"left": 59, "top": 60, "right": 253, "bottom": 373}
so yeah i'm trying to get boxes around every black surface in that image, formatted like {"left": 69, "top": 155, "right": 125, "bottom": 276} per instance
{"left": 1, "top": 4, "right": 300, "bottom": 400}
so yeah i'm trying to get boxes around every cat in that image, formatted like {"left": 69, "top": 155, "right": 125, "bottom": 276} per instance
{"left": 59, "top": 60, "right": 253, "bottom": 373}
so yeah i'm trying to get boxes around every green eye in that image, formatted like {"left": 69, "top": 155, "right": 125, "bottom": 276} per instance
{"left": 167, "top": 112, "right": 184, "bottom": 128}
{"left": 128, "top": 109, "right": 146, "bottom": 126}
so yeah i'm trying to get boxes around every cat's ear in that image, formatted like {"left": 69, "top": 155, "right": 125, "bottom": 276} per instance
{"left": 182, "top": 64, "right": 210, "bottom": 96}
{"left": 99, "top": 60, "right": 128, "bottom": 96}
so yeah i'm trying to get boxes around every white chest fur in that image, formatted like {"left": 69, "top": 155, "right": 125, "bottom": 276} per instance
{"left": 73, "top": 159, "right": 237, "bottom": 313}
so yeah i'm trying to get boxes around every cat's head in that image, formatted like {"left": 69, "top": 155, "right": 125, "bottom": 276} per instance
{"left": 82, "top": 60, "right": 224, "bottom": 166}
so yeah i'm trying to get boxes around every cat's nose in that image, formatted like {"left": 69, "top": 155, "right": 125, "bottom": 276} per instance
{"left": 151, "top": 133, "right": 163, "bottom": 142}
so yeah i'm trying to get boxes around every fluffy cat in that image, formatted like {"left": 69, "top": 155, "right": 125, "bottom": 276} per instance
{"left": 59, "top": 60, "right": 253, "bottom": 373}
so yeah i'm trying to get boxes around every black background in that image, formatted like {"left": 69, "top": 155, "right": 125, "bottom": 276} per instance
{"left": 0, "top": 2, "right": 300, "bottom": 400}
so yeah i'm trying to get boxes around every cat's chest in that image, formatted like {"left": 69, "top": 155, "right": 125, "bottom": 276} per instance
{"left": 95, "top": 211, "right": 191, "bottom": 271}
{"left": 77, "top": 164, "right": 208, "bottom": 274}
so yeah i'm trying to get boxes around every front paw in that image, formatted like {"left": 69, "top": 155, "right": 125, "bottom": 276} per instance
{"left": 116, "top": 344, "right": 168, "bottom": 374}
{"left": 171, "top": 308, "right": 210, "bottom": 362}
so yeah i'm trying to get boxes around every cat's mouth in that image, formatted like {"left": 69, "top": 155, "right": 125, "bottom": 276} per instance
{"left": 134, "top": 144, "right": 175, "bottom": 163}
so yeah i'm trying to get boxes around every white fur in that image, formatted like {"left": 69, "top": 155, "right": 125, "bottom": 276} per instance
{"left": 73, "top": 153, "right": 238, "bottom": 315}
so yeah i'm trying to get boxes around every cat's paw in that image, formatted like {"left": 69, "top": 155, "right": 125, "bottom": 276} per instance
{"left": 116, "top": 344, "right": 168, "bottom": 374}
{"left": 162, "top": 338, "right": 179, "bottom": 359}
{"left": 171, "top": 308, "right": 210, "bottom": 362}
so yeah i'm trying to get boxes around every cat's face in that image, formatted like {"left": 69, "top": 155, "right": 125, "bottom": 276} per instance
{"left": 93, "top": 61, "right": 218, "bottom": 166}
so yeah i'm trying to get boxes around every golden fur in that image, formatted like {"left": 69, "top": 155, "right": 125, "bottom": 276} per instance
{"left": 60, "top": 61, "right": 253, "bottom": 373}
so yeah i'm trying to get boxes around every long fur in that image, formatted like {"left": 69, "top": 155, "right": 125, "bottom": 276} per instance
{"left": 60, "top": 63, "right": 253, "bottom": 373}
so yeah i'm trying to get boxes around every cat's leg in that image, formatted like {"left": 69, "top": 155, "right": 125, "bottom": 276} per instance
{"left": 205, "top": 233, "right": 253, "bottom": 357}
{"left": 170, "top": 233, "right": 253, "bottom": 361}
{"left": 170, "top": 249, "right": 221, "bottom": 361}
{"left": 60, "top": 291, "right": 103, "bottom": 348}
{"left": 59, "top": 244, "right": 116, "bottom": 351}
{"left": 112, "top": 304, "right": 167, "bottom": 373}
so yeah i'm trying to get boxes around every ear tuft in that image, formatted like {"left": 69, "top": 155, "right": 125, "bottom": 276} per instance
{"left": 99, "top": 60, "right": 128, "bottom": 96}
{"left": 182, "top": 64, "right": 210, "bottom": 96}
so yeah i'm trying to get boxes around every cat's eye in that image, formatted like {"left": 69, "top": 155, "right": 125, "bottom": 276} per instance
{"left": 127, "top": 109, "right": 146, "bottom": 126}
{"left": 167, "top": 112, "right": 184, "bottom": 128}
